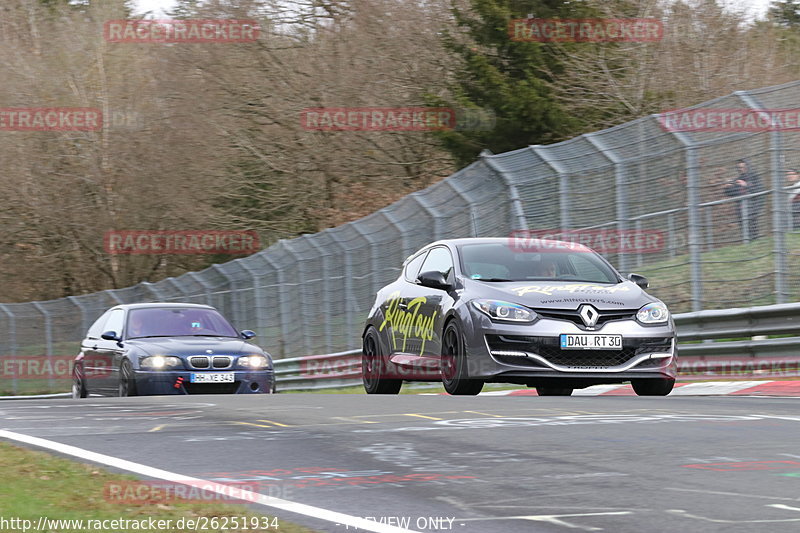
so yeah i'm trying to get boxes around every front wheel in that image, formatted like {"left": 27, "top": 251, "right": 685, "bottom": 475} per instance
{"left": 441, "top": 320, "right": 483, "bottom": 396}
{"left": 362, "top": 327, "right": 402, "bottom": 394}
{"left": 72, "top": 364, "right": 88, "bottom": 399}
{"left": 118, "top": 360, "right": 138, "bottom": 397}
{"left": 632, "top": 378, "right": 674, "bottom": 396}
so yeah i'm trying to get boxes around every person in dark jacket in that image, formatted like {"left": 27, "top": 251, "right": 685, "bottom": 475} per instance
{"left": 723, "top": 159, "right": 764, "bottom": 240}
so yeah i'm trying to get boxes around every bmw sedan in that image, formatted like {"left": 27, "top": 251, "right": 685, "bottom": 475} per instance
{"left": 361, "top": 238, "right": 676, "bottom": 396}
{"left": 72, "top": 303, "right": 274, "bottom": 397}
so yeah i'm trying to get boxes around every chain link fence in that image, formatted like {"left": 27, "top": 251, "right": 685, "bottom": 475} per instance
{"left": 2, "top": 80, "right": 800, "bottom": 393}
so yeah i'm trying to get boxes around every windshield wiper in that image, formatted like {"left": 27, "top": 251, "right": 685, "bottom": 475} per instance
{"left": 475, "top": 278, "right": 513, "bottom": 282}
{"left": 129, "top": 335, "right": 174, "bottom": 339}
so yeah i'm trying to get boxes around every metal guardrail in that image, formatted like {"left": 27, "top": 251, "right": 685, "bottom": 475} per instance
{"left": 274, "top": 303, "right": 800, "bottom": 391}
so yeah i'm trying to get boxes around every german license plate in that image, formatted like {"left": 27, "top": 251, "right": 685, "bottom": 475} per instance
{"left": 190, "top": 373, "right": 234, "bottom": 383}
{"left": 560, "top": 334, "right": 622, "bottom": 350}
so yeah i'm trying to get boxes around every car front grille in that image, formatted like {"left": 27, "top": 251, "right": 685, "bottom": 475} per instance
{"left": 212, "top": 356, "right": 232, "bottom": 369}
{"left": 189, "top": 356, "right": 210, "bottom": 369}
{"left": 487, "top": 335, "right": 672, "bottom": 369}
{"left": 534, "top": 309, "right": 637, "bottom": 329}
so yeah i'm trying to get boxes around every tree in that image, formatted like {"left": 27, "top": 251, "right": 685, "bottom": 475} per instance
{"left": 433, "top": 0, "right": 597, "bottom": 166}
{"left": 769, "top": 0, "right": 800, "bottom": 27}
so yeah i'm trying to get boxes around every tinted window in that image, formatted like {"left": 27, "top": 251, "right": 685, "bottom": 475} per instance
{"left": 458, "top": 243, "right": 618, "bottom": 283}
{"left": 86, "top": 310, "right": 112, "bottom": 339}
{"left": 419, "top": 247, "right": 454, "bottom": 279}
{"left": 403, "top": 251, "right": 428, "bottom": 282}
{"left": 103, "top": 309, "right": 125, "bottom": 337}
{"left": 126, "top": 307, "right": 238, "bottom": 339}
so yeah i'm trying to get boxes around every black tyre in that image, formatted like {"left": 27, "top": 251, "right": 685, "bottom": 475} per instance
{"left": 362, "top": 327, "right": 402, "bottom": 394}
{"left": 72, "top": 364, "right": 88, "bottom": 399}
{"left": 441, "top": 320, "right": 483, "bottom": 396}
{"left": 536, "top": 387, "right": 573, "bottom": 396}
{"left": 119, "top": 360, "right": 138, "bottom": 397}
{"left": 632, "top": 378, "right": 675, "bottom": 396}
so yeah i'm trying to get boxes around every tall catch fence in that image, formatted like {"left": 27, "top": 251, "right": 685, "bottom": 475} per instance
{"left": 2, "top": 81, "right": 800, "bottom": 394}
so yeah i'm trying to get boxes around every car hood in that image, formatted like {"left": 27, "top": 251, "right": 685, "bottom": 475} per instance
{"left": 465, "top": 279, "right": 656, "bottom": 310}
{"left": 125, "top": 337, "right": 261, "bottom": 356}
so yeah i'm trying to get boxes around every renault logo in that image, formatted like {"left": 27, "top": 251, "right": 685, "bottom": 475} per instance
{"left": 578, "top": 304, "right": 600, "bottom": 328}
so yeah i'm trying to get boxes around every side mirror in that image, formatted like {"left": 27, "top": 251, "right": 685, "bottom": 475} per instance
{"left": 627, "top": 273, "right": 649, "bottom": 289}
{"left": 416, "top": 270, "right": 452, "bottom": 291}
{"left": 101, "top": 331, "right": 121, "bottom": 341}
{"left": 241, "top": 330, "right": 257, "bottom": 340}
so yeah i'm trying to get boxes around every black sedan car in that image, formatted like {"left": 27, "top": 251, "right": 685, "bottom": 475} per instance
{"left": 362, "top": 238, "right": 676, "bottom": 396}
{"left": 72, "top": 303, "right": 274, "bottom": 397}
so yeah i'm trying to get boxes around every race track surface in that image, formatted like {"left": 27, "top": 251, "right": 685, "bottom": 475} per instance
{"left": 3, "top": 394, "right": 800, "bottom": 532}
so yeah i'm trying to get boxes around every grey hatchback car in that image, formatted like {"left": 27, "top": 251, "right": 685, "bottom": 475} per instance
{"left": 362, "top": 238, "right": 676, "bottom": 396}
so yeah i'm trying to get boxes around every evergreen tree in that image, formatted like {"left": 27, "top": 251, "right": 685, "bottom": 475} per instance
{"left": 434, "top": 0, "right": 597, "bottom": 166}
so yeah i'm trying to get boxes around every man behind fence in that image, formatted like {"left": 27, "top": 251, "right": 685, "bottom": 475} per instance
{"left": 722, "top": 158, "right": 764, "bottom": 240}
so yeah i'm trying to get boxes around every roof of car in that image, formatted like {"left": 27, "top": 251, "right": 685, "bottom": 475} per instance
{"left": 427, "top": 237, "right": 576, "bottom": 247}
{"left": 111, "top": 303, "right": 215, "bottom": 311}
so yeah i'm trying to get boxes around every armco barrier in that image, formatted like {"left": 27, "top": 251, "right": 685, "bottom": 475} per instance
{"left": 274, "top": 303, "right": 800, "bottom": 391}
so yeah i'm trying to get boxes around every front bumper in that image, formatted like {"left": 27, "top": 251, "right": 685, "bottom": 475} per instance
{"left": 465, "top": 313, "right": 677, "bottom": 385}
{"left": 132, "top": 369, "right": 275, "bottom": 395}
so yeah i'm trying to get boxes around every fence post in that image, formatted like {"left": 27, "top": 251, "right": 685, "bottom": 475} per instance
{"left": 668, "top": 125, "right": 704, "bottom": 312}
{"left": 262, "top": 251, "right": 292, "bottom": 358}
{"left": 481, "top": 151, "right": 529, "bottom": 231}
{"left": 0, "top": 304, "right": 18, "bottom": 394}
{"left": 738, "top": 90, "right": 788, "bottom": 304}
{"left": 306, "top": 238, "right": 334, "bottom": 354}
{"left": 238, "top": 258, "right": 266, "bottom": 339}
{"left": 531, "top": 146, "right": 570, "bottom": 230}
{"left": 584, "top": 132, "right": 629, "bottom": 273}
{"left": 31, "top": 302, "right": 54, "bottom": 390}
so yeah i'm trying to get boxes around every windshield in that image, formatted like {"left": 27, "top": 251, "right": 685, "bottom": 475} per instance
{"left": 457, "top": 243, "right": 620, "bottom": 284}
{"left": 126, "top": 307, "right": 239, "bottom": 339}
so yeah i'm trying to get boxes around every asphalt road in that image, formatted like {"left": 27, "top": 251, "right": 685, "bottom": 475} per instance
{"left": 3, "top": 393, "right": 800, "bottom": 532}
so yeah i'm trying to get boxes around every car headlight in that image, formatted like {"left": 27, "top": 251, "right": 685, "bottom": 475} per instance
{"left": 140, "top": 355, "right": 182, "bottom": 369}
{"left": 471, "top": 300, "right": 537, "bottom": 323}
{"left": 237, "top": 354, "right": 270, "bottom": 369}
{"left": 637, "top": 302, "right": 670, "bottom": 324}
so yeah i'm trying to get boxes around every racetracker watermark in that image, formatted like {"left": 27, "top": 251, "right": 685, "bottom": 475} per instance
{"left": 104, "top": 230, "right": 260, "bottom": 255}
{"left": 104, "top": 19, "right": 260, "bottom": 43}
{"left": 0, "top": 356, "right": 108, "bottom": 380}
{"left": 103, "top": 481, "right": 271, "bottom": 505}
{"left": 509, "top": 18, "right": 663, "bottom": 42}
{"left": 0, "top": 108, "right": 102, "bottom": 131}
{"left": 301, "top": 107, "right": 456, "bottom": 132}
{"left": 658, "top": 108, "right": 800, "bottom": 132}
{"left": 509, "top": 229, "right": 665, "bottom": 254}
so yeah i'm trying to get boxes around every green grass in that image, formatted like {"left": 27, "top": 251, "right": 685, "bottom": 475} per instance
{"left": 637, "top": 232, "right": 800, "bottom": 313}
{"left": 0, "top": 442, "right": 317, "bottom": 533}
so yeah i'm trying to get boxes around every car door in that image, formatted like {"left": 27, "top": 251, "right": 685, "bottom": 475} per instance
{"left": 380, "top": 250, "right": 429, "bottom": 357}
{"left": 94, "top": 308, "right": 126, "bottom": 394}
{"left": 80, "top": 310, "right": 111, "bottom": 395}
{"left": 414, "top": 246, "right": 455, "bottom": 357}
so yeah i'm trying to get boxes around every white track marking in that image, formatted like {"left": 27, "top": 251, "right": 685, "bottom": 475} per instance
{"left": 0, "top": 429, "right": 416, "bottom": 533}
{"left": 668, "top": 381, "right": 765, "bottom": 395}
{"left": 572, "top": 385, "right": 627, "bottom": 396}
{"left": 458, "top": 511, "right": 633, "bottom": 531}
